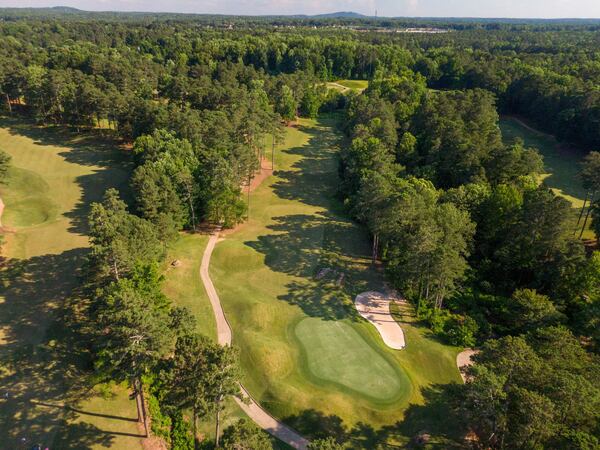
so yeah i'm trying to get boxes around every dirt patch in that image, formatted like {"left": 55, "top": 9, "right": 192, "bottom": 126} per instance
{"left": 243, "top": 157, "right": 273, "bottom": 194}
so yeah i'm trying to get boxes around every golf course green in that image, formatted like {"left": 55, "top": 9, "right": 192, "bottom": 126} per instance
{"left": 209, "top": 115, "right": 461, "bottom": 440}
{"left": 500, "top": 116, "right": 595, "bottom": 240}
{"left": 295, "top": 318, "right": 409, "bottom": 401}
{"left": 0, "top": 118, "right": 141, "bottom": 449}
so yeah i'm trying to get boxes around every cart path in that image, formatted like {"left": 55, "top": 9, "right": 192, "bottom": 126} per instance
{"left": 200, "top": 231, "right": 309, "bottom": 450}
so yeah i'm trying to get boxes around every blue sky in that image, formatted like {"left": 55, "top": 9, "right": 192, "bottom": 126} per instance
{"left": 1, "top": 0, "right": 600, "bottom": 18}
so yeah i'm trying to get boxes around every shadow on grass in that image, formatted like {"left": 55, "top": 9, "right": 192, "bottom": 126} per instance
{"left": 0, "top": 250, "right": 116, "bottom": 448}
{"left": 0, "top": 117, "right": 136, "bottom": 447}
{"left": 245, "top": 118, "right": 380, "bottom": 321}
{"left": 0, "top": 116, "right": 132, "bottom": 236}
{"left": 271, "top": 120, "right": 342, "bottom": 210}
{"left": 282, "top": 384, "right": 467, "bottom": 449}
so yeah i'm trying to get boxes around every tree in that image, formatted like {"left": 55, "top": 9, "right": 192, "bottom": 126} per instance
{"left": 579, "top": 151, "right": 600, "bottom": 239}
{"left": 509, "top": 289, "right": 562, "bottom": 334}
{"left": 276, "top": 85, "right": 297, "bottom": 123}
{"left": 220, "top": 419, "right": 271, "bottom": 450}
{"left": 457, "top": 330, "right": 600, "bottom": 449}
{"left": 203, "top": 344, "right": 241, "bottom": 448}
{"left": 88, "top": 189, "right": 164, "bottom": 281}
{"left": 95, "top": 264, "right": 177, "bottom": 436}
{"left": 166, "top": 333, "right": 212, "bottom": 450}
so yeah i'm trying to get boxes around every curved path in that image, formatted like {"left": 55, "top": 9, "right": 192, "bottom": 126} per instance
{"left": 200, "top": 231, "right": 310, "bottom": 450}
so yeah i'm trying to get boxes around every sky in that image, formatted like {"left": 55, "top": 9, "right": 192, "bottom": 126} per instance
{"left": 1, "top": 0, "right": 600, "bottom": 18}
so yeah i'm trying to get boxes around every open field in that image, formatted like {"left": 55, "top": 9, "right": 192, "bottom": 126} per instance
{"left": 210, "top": 116, "right": 461, "bottom": 446}
{"left": 0, "top": 117, "right": 141, "bottom": 449}
{"left": 500, "top": 116, "right": 595, "bottom": 240}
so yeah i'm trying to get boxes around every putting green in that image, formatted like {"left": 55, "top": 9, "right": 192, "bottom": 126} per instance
{"left": 295, "top": 318, "right": 407, "bottom": 401}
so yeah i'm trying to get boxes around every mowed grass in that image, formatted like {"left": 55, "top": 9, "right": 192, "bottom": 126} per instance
{"left": 336, "top": 79, "right": 369, "bottom": 91}
{"left": 500, "top": 116, "right": 595, "bottom": 240}
{"left": 0, "top": 117, "right": 141, "bottom": 449}
{"left": 324, "top": 80, "right": 368, "bottom": 94}
{"left": 295, "top": 318, "right": 408, "bottom": 401}
{"left": 210, "top": 116, "right": 461, "bottom": 444}
{"left": 163, "top": 233, "right": 216, "bottom": 341}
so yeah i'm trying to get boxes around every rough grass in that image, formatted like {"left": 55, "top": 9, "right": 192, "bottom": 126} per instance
{"left": 0, "top": 117, "right": 139, "bottom": 449}
{"left": 500, "top": 116, "right": 595, "bottom": 240}
{"left": 210, "top": 116, "right": 461, "bottom": 444}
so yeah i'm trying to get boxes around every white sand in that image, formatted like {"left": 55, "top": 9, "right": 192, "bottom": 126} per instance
{"left": 355, "top": 291, "right": 406, "bottom": 350}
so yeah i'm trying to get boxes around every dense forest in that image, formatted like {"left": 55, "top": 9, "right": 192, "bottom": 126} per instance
{"left": 0, "top": 11, "right": 599, "bottom": 450}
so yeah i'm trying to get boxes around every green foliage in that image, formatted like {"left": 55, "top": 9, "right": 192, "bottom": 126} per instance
{"left": 276, "top": 85, "right": 297, "bottom": 122}
{"left": 95, "top": 263, "right": 176, "bottom": 382}
{"left": 220, "top": 419, "right": 271, "bottom": 450}
{"left": 171, "top": 413, "right": 194, "bottom": 450}
{"left": 0, "top": 149, "right": 10, "bottom": 183}
{"left": 456, "top": 329, "right": 600, "bottom": 449}
{"left": 88, "top": 188, "right": 164, "bottom": 281}
{"left": 307, "top": 437, "right": 345, "bottom": 450}
{"left": 148, "top": 393, "right": 172, "bottom": 442}
{"left": 581, "top": 151, "right": 600, "bottom": 192}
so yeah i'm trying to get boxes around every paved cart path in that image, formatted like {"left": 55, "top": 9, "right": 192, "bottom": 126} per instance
{"left": 200, "top": 231, "right": 309, "bottom": 450}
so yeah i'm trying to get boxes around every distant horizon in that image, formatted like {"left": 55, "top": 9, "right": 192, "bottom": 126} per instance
{"left": 1, "top": 0, "right": 600, "bottom": 20}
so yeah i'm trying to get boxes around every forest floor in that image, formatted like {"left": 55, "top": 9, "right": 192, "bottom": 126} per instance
{"left": 209, "top": 115, "right": 462, "bottom": 447}
{"left": 500, "top": 116, "right": 596, "bottom": 241}
{"left": 0, "top": 117, "right": 144, "bottom": 450}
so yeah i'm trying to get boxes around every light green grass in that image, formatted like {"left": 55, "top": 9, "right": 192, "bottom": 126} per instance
{"left": 295, "top": 318, "right": 408, "bottom": 401}
{"left": 336, "top": 79, "right": 369, "bottom": 91}
{"left": 0, "top": 118, "right": 139, "bottom": 448}
{"left": 163, "top": 233, "right": 216, "bottom": 341}
{"left": 500, "top": 116, "right": 595, "bottom": 240}
{"left": 324, "top": 80, "right": 368, "bottom": 94}
{"left": 210, "top": 116, "right": 461, "bottom": 444}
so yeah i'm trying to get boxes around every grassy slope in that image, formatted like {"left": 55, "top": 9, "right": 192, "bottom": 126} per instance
{"left": 210, "top": 116, "right": 461, "bottom": 445}
{"left": 163, "top": 233, "right": 216, "bottom": 341}
{"left": 0, "top": 118, "right": 141, "bottom": 450}
{"left": 500, "top": 116, "right": 595, "bottom": 240}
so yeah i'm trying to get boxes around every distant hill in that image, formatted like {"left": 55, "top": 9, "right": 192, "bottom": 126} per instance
{"left": 311, "top": 11, "right": 368, "bottom": 19}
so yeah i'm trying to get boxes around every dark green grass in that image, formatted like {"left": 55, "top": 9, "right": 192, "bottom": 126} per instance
{"left": 210, "top": 116, "right": 461, "bottom": 445}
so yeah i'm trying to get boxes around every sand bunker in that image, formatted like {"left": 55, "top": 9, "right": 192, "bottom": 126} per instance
{"left": 355, "top": 291, "right": 405, "bottom": 350}
{"left": 456, "top": 349, "right": 478, "bottom": 382}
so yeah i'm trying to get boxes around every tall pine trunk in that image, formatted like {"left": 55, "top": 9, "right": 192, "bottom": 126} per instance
{"left": 580, "top": 196, "right": 594, "bottom": 239}
{"left": 139, "top": 378, "right": 149, "bottom": 437}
